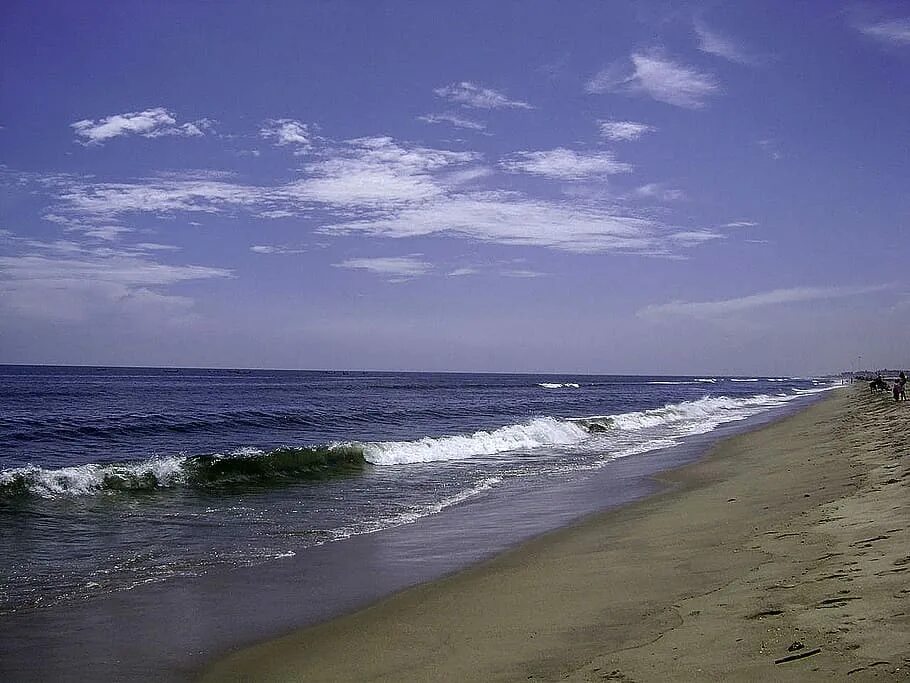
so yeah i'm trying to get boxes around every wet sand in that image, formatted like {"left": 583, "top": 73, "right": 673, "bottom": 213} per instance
{"left": 202, "top": 387, "right": 909, "bottom": 681}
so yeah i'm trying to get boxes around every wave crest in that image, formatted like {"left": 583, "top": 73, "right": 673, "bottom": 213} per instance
{"left": 2, "top": 386, "right": 836, "bottom": 499}
{"left": 0, "top": 445, "right": 366, "bottom": 499}
{"left": 359, "top": 417, "right": 589, "bottom": 465}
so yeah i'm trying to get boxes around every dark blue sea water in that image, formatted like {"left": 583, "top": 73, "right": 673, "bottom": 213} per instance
{"left": 0, "top": 366, "right": 834, "bottom": 620}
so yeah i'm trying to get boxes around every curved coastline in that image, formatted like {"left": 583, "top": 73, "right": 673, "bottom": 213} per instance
{"left": 200, "top": 386, "right": 909, "bottom": 681}
{"left": 6, "top": 387, "right": 899, "bottom": 681}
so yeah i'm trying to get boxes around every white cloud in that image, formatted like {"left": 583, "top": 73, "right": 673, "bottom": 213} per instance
{"left": 442, "top": 166, "right": 494, "bottom": 186}
{"left": 447, "top": 267, "right": 479, "bottom": 277}
{"left": 285, "top": 136, "right": 479, "bottom": 209}
{"left": 0, "top": 236, "right": 230, "bottom": 323}
{"left": 501, "top": 148, "right": 632, "bottom": 180}
{"left": 639, "top": 285, "right": 887, "bottom": 319}
{"left": 434, "top": 82, "right": 532, "bottom": 109}
{"left": 257, "top": 209, "right": 296, "bottom": 219}
{"left": 334, "top": 255, "right": 432, "bottom": 279}
{"left": 757, "top": 139, "right": 782, "bottom": 160}
{"left": 250, "top": 245, "right": 306, "bottom": 255}
{"left": 855, "top": 17, "right": 910, "bottom": 46}
{"left": 599, "top": 120, "right": 656, "bottom": 142}
{"left": 501, "top": 268, "right": 545, "bottom": 278}
{"left": 260, "top": 119, "right": 312, "bottom": 152}
{"left": 668, "top": 230, "right": 723, "bottom": 246}
{"left": 318, "top": 192, "right": 661, "bottom": 254}
{"left": 81, "top": 225, "right": 133, "bottom": 241}
{"left": 632, "top": 183, "right": 686, "bottom": 202}
{"left": 58, "top": 178, "right": 269, "bottom": 218}
{"left": 33, "top": 134, "right": 726, "bottom": 258}
{"left": 587, "top": 52, "right": 719, "bottom": 109}
{"left": 418, "top": 112, "right": 487, "bottom": 131}
{"left": 135, "top": 242, "right": 180, "bottom": 251}
{"left": 72, "top": 108, "right": 212, "bottom": 144}
{"left": 44, "top": 137, "right": 479, "bottom": 222}
{"left": 694, "top": 21, "right": 758, "bottom": 64}
{"left": 720, "top": 220, "right": 758, "bottom": 228}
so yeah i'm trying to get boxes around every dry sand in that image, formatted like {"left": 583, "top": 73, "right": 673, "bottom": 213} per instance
{"left": 201, "top": 387, "right": 909, "bottom": 681}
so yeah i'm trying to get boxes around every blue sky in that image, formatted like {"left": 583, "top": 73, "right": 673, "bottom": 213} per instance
{"left": 1, "top": 0, "right": 907, "bottom": 374}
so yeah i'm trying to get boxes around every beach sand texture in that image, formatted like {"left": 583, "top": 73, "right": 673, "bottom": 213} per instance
{"left": 202, "top": 387, "right": 909, "bottom": 682}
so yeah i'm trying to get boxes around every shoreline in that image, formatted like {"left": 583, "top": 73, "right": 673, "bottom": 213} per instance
{"left": 201, "top": 386, "right": 909, "bottom": 681}
{"left": 0, "top": 389, "right": 830, "bottom": 682}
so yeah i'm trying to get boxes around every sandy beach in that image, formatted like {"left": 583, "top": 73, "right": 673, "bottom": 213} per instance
{"left": 202, "top": 386, "right": 909, "bottom": 682}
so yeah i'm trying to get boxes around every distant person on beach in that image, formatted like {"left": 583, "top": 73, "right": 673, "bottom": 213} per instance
{"left": 898, "top": 372, "right": 907, "bottom": 402}
{"left": 871, "top": 375, "right": 888, "bottom": 394}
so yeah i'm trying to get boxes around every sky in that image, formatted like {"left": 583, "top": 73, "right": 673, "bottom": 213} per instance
{"left": 0, "top": 0, "right": 908, "bottom": 375}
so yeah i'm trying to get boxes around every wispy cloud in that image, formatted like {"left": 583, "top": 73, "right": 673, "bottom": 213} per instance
{"left": 632, "top": 183, "right": 686, "bottom": 202}
{"left": 288, "top": 136, "right": 479, "bottom": 209}
{"left": 49, "top": 137, "right": 478, "bottom": 222}
{"left": 259, "top": 119, "right": 313, "bottom": 153}
{"left": 447, "top": 267, "right": 479, "bottom": 277}
{"left": 72, "top": 108, "right": 213, "bottom": 145}
{"left": 587, "top": 51, "right": 719, "bottom": 109}
{"left": 250, "top": 244, "right": 307, "bottom": 255}
{"left": 418, "top": 112, "right": 487, "bottom": 131}
{"left": 334, "top": 255, "right": 432, "bottom": 280}
{"left": 0, "top": 234, "right": 230, "bottom": 323}
{"left": 434, "top": 82, "right": 532, "bottom": 109}
{"left": 318, "top": 192, "right": 662, "bottom": 254}
{"left": 694, "top": 21, "right": 759, "bottom": 65}
{"left": 720, "top": 220, "right": 758, "bottom": 228}
{"left": 757, "top": 138, "right": 782, "bottom": 160}
{"left": 81, "top": 225, "right": 133, "bottom": 241}
{"left": 639, "top": 285, "right": 887, "bottom": 319}
{"left": 501, "top": 148, "right": 632, "bottom": 180}
{"left": 599, "top": 120, "right": 656, "bottom": 142}
{"left": 668, "top": 230, "right": 723, "bottom": 246}
{"left": 854, "top": 17, "right": 910, "bottom": 46}
{"left": 56, "top": 176, "right": 270, "bottom": 219}
{"left": 27, "top": 133, "right": 728, "bottom": 258}
{"left": 501, "top": 268, "right": 545, "bottom": 278}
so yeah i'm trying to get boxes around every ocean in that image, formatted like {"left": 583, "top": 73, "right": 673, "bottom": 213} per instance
{"left": 0, "top": 366, "right": 836, "bottom": 678}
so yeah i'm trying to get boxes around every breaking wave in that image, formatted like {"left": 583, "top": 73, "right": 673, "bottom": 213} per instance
{"left": 2, "top": 385, "right": 837, "bottom": 500}
{"left": 538, "top": 382, "right": 580, "bottom": 389}
{"left": 359, "top": 417, "right": 589, "bottom": 465}
{"left": 0, "top": 445, "right": 366, "bottom": 499}
{"left": 579, "top": 394, "right": 791, "bottom": 435}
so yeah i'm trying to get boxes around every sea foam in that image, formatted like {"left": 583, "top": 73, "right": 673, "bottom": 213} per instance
{"left": 359, "top": 417, "right": 589, "bottom": 465}
{"left": 1, "top": 385, "right": 837, "bottom": 498}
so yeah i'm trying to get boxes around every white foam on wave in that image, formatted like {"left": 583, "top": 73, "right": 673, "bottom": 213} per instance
{"left": 361, "top": 385, "right": 833, "bottom": 468}
{"left": 0, "top": 457, "right": 186, "bottom": 498}
{"left": 327, "top": 476, "right": 502, "bottom": 542}
{"left": 538, "top": 382, "right": 580, "bottom": 389}
{"left": 589, "top": 393, "right": 799, "bottom": 438}
{"left": 612, "top": 438, "right": 681, "bottom": 459}
{"left": 696, "top": 378, "right": 717, "bottom": 383}
{"left": 5, "top": 383, "right": 839, "bottom": 499}
{"left": 793, "top": 383, "right": 841, "bottom": 395}
{"left": 360, "top": 417, "right": 589, "bottom": 465}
